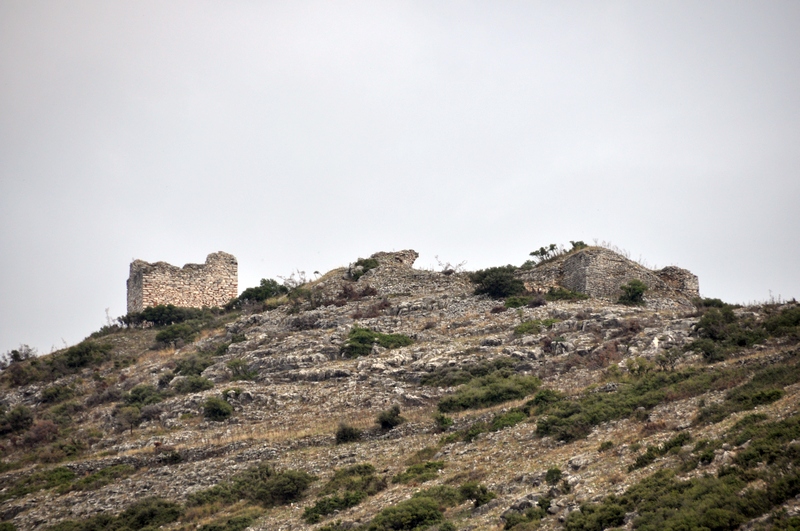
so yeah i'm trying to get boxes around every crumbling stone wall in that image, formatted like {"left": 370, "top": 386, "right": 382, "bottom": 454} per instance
{"left": 126, "top": 252, "right": 238, "bottom": 313}
{"left": 518, "top": 247, "right": 699, "bottom": 305}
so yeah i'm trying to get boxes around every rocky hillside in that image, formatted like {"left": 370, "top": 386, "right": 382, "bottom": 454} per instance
{"left": 2, "top": 249, "right": 800, "bottom": 531}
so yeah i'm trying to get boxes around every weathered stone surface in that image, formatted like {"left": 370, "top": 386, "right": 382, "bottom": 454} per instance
{"left": 126, "top": 252, "right": 237, "bottom": 313}
{"left": 518, "top": 247, "right": 698, "bottom": 306}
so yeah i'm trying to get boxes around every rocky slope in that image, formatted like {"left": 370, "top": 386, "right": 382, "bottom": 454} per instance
{"left": 1, "top": 249, "right": 799, "bottom": 531}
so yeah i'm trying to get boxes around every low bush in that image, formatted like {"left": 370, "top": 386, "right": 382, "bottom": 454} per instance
{"left": 433, "top": 413, "right": 453, "bottom": 431}
{"left": 514, "top": 318, "right": 559, "bottom": 336}
{"left": 365, "top": 496, "right": 443, "bottom": 530}
{"left": 341, "top": 327, "right": 413, "bottom": 358}
{"left": 123, "top": 384, "right": 163, "bottom": 408}
{"left": 174, "top": 375, "right": 214, "bottom": 394}
{"left": 695, "top": 358, "right": 800, "bottom": 425}
{"left": 335, "top": 423, "right": 362, "bottom": 444}
{"left": 628, "top": 432, "right": 691, "bottom": 472}
{"left": 376, "top": 405, "right": 405, "bottom": 430}
{"left": 0, "top": 405, "right": 34, "bottom": 435}
{"left": 47, "top": 497, "right": 182, "bottom": 531}
{"left": 469, "top": 266, "right": 525, "bottom": 299}
{"left": 350, "top": 258, "right": 379, "bottom": 281}
{"left": 41, "top": 384, "right": 75, "bottom": 404}
{"left": 618, "top": 279, "right": 647, "bottom": 305}
{"left": 532, "top": 367, "right": 743, "bottom": 442}
{"left": 438, "top": 370, "right": 540, "bottom": 413}
{"left": 421, "top": 357, "right": 516, "bottom": 387}
{"left": 392, "top": 461, "right": 445, "bottom": 484}
{"left": 227, "top": 359, "right": 258, "bottom": 380}
{"left": 238, "top": 278, "right": 288, "bottom": 302}
{"left": 0, "top": 466, "right": 75, "bottom": 503}
{"left": 155, "top": 323, "right": 198, "bottom": 345}
{"left": 203, "top": 397, "right": 233, "bottom": 421}
{"left": 60, "top": 464, "right": 136, "bottom": 493}
{"left": 303, "top": 464, "right": 386, "bottom": 523}
{"left": 175, "top": 353, "right": 215, "bottom": 376}
{"left": 545, "top": 287, "right": 589, "bottom": 301}
{"left": 120, "top": 304, "right": 208, "bottom": 327}
{"left": 187, "top": 462, "right": 315, "bottom": 509}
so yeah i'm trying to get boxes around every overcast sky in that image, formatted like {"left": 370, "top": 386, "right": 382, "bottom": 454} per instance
{"left": 1, "top": 1, "right": 799, "bottom": 355}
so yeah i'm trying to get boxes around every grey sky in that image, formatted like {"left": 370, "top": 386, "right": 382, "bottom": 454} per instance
{"left": 1, "top": 1, "right": 799, "bottom": 354}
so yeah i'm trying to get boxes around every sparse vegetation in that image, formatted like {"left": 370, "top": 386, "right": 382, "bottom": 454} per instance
{"left": 304, "top": 464, "right": 387, "bottom": 523}
{"left": 203, "top": 396, "right": 233, "bottom": 421}
{"left": 350, "top": 258, "right": 379, "bottom": 281}
{"left": 469, "top": 266, "right": 525, "bottom": 299}
{"left": 618, "top": 279, "right": 648, "bottom": 305}
{"left": 376, "top": 405, "right": 405, "bottom": 430}
{"left": 438, "top": 370, "right": 540, "bottom": 413}
{"left": 341, "top": 327, "right": 413, "bottom": 358}
{"left": 392, "top": 461, "right": 445, "bottom": 484}
{"left": 335, "top": 423, "right": 362, "bottom": 444}
{"left": 187, "top": 462, "right": 315, "bottom": 508}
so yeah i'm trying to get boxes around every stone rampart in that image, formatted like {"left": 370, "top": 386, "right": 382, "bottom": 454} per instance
{"left": 518, "top": 247, "right": 699, "bottom": 305}
{"left": 126, "top": 252, "right": 238, "bottom": 313}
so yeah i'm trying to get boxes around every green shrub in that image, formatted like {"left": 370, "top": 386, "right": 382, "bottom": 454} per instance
{"left": 174, "top": 375, "right": 214, "bottom": 394}
{"left": 60, "top": 464, "right": 135, "bottom": 493}
{"left": 514, "top": 318, "right": 559, "bottom": 336}
{"left": 227, "top": 359, "right": 257, "bottom": 380}
{"left": 437, "top": 370, "right": 540, "bottom": 413}
{"left": 545, "top": 467, "right": 562, "bottom": 485}
{"left": 350, "top": 258, "right": 379, "bottom": 281}
{"left": 341, "top": 327, "right": 413, "bottom": 358}
{"left": 695, "top": 359, "right": 800, "bottom": 425}
{"left": 469, "top": 266, "right": 525, "bottom": 299}
{"left": 545, "top": 287, "right": 589, "bottom": 301}
{"left": 198, "top": 514, "right": 256, "bottom": 531}
{"left": 490, "top": 410, "right": 527, "bottom": 431}
{"left": 433, "top": 413, "right": 453, "bottom": 431}
{"left": 123, "top": 385, "right": 163, "bottom": 408}
{"left": 41, "top": 384, "right": 75, "bottom": 404}
{"left": 421, "top": 357, "right": 516, "bottom": 387}
{"left": 0, "top": 466, "right": 75, "bottom": 503}
{"left": 335, "top": 423, "right": 362, "bottom": 444}
{"left": 304, "top": 464, "right": 386, "bottom": 523}
{"left": 459, "top": 481, "right": 497, "bottom": 507}
{"left": 618, "top": 279, "right": 647, "bottom": 305}
{"left": 120, "top": 304, "right": 210, "bottom": 327}
{"left": 376, "top": 405, "right": 405, "bottom": 430}
{"left": 365, "top": 496, "right": 443, "bottom": 530}
{"left": 0, "top": 405, "right": 34, "bottom": 435}
{"left": 238, "top": 278, "right": 288, "bottom": 302}
{"left": 393, "top": 461, "right": 445, "bottom": 484}
{"left": 598, "top": 441, "right": 614, "bottom": 452}
{"left": 155, "top": 323, "right": 198, "bottom": 345}
{"left": 175, "top": 353, "right": 214, "bottom": 376}
{"left": 187, "top": 462, "right": 315, "bottom": 509}
{"left": 764, "top": 307, "right": 800, "bottom": 337}
{"left": 203, "top": 397, "right": 233, "bottom": 421}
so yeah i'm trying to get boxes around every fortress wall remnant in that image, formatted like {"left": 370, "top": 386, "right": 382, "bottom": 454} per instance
{"left": 518, "top": 247, "right": 699, "bottom": 304}
{"left": 126, "top": 252, "right": 238, "bottom": 313}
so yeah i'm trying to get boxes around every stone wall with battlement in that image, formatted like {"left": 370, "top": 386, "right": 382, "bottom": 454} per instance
{"left": 126, "top": 252, "right": 238, "bottom": 313}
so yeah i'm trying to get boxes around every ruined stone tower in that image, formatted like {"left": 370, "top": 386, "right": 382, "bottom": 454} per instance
{"left": 126, "top": 252, "right": 238, "bottom": 313}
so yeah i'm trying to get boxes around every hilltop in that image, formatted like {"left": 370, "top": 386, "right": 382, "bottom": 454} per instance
{"left": 1, "top": 248, "right": 800, "bottom": 531}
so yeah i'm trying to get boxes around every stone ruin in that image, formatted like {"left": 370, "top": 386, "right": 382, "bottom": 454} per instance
{"left": 516, "top": 247, "right": 699, "bottom": 306}
{"left": 126, "top": 252, "right": 238, "bottom": 313}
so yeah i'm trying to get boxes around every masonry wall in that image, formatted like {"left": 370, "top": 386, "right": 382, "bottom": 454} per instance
{"left": 126, "top": 252, "right": 238, "bottom": 313}
{"left": 518, "top": 247, "right": 699, "bottom": 305}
